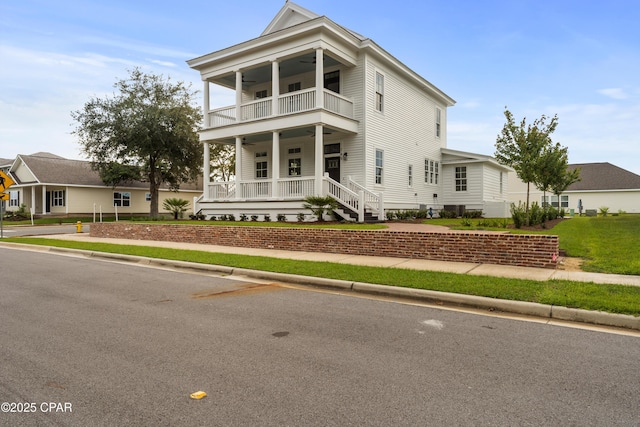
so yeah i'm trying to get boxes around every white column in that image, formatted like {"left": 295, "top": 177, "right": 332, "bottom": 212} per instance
{"left": 272, "top": 60, "right": 280, "bottom": 116}
{"left": 235, "top": 71, "right": 243, "bottom": 122}
{"left": 272, "top": 131, "right": 280, "bottom": 198}
{"left": 235, "top": 136, "right": 243, "bottom": 200}
{"left": 203, "top": 80, "right": 210, "bottom": 128}
{"left": 203, "top": 143, "right": 210, "bottom": 199}
{"left": 41, "top": 185, "right": 47, "bottom": 215}
{"left": 315, "top": 48, "right": 324, "bottom": 109}
{"left": 65, "top": 186, "right": 69, "bottom": 215}
{"left": 315, "top": 124, "right": 323, "bottom": 195}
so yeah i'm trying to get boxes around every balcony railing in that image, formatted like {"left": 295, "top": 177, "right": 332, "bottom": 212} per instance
{"left": 207, "top": 88, "right": 353, "bottom": 128}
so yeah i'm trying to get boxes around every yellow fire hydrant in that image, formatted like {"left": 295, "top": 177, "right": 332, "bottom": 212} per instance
{"left": 76, "top": 221, "right": 83, "bottom": 233}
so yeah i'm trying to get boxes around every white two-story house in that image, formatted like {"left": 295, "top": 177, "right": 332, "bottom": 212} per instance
{"left": 188, "top": 2, "right": 510, "bottom": 221}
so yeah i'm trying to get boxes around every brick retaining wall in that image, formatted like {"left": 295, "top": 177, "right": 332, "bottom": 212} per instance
{"left": 90, "top": 223, "right": 559, "bottom": 269}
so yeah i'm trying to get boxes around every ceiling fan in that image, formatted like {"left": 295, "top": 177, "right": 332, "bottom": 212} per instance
{"left": 242, "top": 74, "right": 256, "bottom": 83}
{"left": 300, "top": 56, "right": 316, "bottom": 64}
{"left": 307, "top": 129, "right": 332, "bottom": 137}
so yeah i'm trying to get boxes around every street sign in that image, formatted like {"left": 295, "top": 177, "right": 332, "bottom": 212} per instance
{"left": 0, "top": 193, "right": 9, "bottom": 201}
{"left": 0, "top": 170, "right": 15, "bottom": 192}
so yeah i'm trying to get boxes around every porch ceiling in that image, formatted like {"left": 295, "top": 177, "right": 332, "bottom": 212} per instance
{"left": 213, "top": 126, "right": 339, "bottom": 145}
{"left": 213, "top": 52, "right": 342, "bottom": 89}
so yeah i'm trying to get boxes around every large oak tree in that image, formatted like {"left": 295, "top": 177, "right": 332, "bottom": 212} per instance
{"left": 72, "top": 68, "right": 203, "bottom": 217}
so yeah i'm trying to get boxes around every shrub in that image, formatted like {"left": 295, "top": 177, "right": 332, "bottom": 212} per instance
{"left": 277, "top": 214, "right": 286, "bottom": 222}
{"left": 463, "top": 210, "right": 483, "bottom": 219}
{"left": 297, "top": 212, "right": 306, "bottom": 222}
{"left": 251, "top": 215, "right": 258, "bottom": 222}
{"left": 510, "top": 202, "right": 526, "bottom": 229}
{"left": 302, "top": 195, "right": 338, "bottom": 222}
{"left": 227, "top": 214, "right": 235, "bottom": 221}
{"left": 385, "top": 211, "right": 396, "bottom": 221}
{"left": 439, "top": 209, "right": 458, "bottom": 219}
{"left": 239, "top": 214, "right": 248, "bottom": 221}
{"left": 461, "top": 218, "right": 472, "bottom": 227}
{"left": 209, "top": 215, "right": 217, "bottom": 221}
{"left": 263, "top": 214, "right": 271, "bottom": 222}
{"left": 599, "top": 206, "right": 610, "bottom": 216}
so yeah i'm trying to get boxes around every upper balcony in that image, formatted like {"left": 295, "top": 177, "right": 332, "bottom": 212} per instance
{"left": 207, "top": 87, "right": 354, "bottom": 129}
{"left": 197, "top": 48, "right": 359, "bottom": 140}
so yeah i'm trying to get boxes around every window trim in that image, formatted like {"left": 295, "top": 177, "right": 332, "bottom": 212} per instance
{"left": 113, "top": 191, "right": 131, "bottom": 207}
{"left": 375, "top": 149, "right": 384, "bottom": 185}
{"left": 375, "top": 72, "right": 384, "bottom": 112}
{"left": 408, "top": 164, "right": 413, "bottom": 187}
{"left": 435, "top": 108, "right": 442, "bottom": 138}
{"left": 424, "top": 158, "right": 440, "bottom": 185}
{"left": 51, "top": 190, "right": 65, "bottom": 207}
{"left": 455, "top": 166, "right": 467, "bottom": 192}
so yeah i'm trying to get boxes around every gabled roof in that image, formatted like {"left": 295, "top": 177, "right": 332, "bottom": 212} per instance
{"left": 567, "top": 163, "right": 640, "bottom": 191}
{"left": 261, "top": 1, "right": 366, "bottom": 40}
{"left": 187, "top": 2, "right": 455, "bottom": 107}
{"left": 9, "top": 153, "right": 200, "bottom": 191}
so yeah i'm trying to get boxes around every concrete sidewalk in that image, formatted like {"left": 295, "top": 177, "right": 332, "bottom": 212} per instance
{"left": 30, "top": 232, "right": 640, "bottom": 287}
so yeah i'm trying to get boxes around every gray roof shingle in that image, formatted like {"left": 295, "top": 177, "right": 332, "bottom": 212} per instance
{"left": 568, "top": 163, "right": 640, "bottom": 191}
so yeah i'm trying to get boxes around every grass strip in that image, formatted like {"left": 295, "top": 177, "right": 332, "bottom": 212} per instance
{"left": 8, "top": 237, "right": 640, "bottom": 317}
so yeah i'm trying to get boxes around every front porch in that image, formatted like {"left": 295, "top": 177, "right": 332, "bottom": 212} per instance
{"left": 196, "top": 174, "right": 384, "bottom": 223}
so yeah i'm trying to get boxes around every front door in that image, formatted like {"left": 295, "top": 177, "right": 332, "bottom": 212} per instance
{"left": 325, "top": 157, "right": 341, "bottom": 182}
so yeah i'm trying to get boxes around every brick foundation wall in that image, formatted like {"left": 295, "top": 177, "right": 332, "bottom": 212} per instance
{"left": 90, "top": 223, "right": 559, "bottom": 269}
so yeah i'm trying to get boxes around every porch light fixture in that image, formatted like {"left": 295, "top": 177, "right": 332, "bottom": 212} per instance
{"left": 343, "top": 152, "right": 348, "bottom": 161}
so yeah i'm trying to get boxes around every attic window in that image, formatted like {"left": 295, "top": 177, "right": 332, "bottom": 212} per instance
{"left": 436, "top": 108, "right": 442, "bottom": 138}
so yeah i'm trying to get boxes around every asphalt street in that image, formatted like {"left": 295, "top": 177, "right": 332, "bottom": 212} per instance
{"left": 1, "top": 247, "right": 639, "bottom": 426}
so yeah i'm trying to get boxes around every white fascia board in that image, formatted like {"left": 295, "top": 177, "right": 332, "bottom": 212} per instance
{"left": 361, "top": 40, "right": 456, "bottom": 107}
{"left": 187, "top": 18, "right": 360, "bottom": 72}
{"left": 11, "top": 155, "right": 40, "bottom": 184}
{"left": 441, "top": 148, "right": 513, "bottom": 171}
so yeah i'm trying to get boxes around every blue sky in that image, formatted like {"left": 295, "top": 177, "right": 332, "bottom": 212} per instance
{"left": 1, "top": 0, "right": 639, "bottom": 174}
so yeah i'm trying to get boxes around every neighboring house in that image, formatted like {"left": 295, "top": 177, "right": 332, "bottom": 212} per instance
{"left": 507, "top": 162, "right": 640, "bottom": 214}
{"left": 187, "top": 1, "right": 511, "bottom": 221}
{"left": 3, "top": 152, "right": 202, "bottom": 217}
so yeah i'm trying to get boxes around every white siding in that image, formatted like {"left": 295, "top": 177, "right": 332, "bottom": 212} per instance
{"left": 363, "top": 55, "right": 447, "bottom": 208}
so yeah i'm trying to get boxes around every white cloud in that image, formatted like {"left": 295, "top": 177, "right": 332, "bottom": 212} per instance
{"left": 597, "top": 88, "right": 629, "bottom": 100}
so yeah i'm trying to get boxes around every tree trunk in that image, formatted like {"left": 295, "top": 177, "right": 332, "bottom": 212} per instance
{"left": 148, "top": 157, "right": 159, "bottom": 218}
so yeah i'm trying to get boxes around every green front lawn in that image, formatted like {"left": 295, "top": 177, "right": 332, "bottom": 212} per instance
{"left": 6, "top": 237, "right": 640, "bottom": 316}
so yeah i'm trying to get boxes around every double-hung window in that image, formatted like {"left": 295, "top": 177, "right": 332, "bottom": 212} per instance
{"left": 52, "top": 190, "right": 65, "bottom": 207}
{"left": 455, "top": 166, "right": 467, "bottom": 192}
{"left": 9, "top": 190, "right": 20, "bottom": 207}
{"left": 408, "top": 165, "right": 413, "bottom": 187}
{"left": 288, "top": 147, "right": 302, "bottom": 176}
{"left": 255, "top": 152, "right": 268, "bottom": 179}
{"left": 424, "top": 159, "right": 440, "bottom": 184}
{"left": 375, "top": 149, "right": 384, "bottom": 184}
{"left": 113, "top": 192, "right": 130, "bottom": 207}
{"left": 436, "top": 108, "right": 442, "bottom": 138}
{"left": 375, "top": 72, "right": 384, "bottom": 112}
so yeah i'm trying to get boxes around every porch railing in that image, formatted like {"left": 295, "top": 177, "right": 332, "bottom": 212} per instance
{"left": 208, "top": 106, "right": 236, "bottom": 127}
{"left": 324, "top": 90, "right": 353, "bottom": 117}
{"left": 205, "top": 87, "right": 354, "bottom": 129}
{"left": 241, "top": 98, "right": 272, "bottom": 121}
{"left": 279, "top": 88, "right": 316, "bottom": 115}
{"left": 204, "top": 175, "right": 382, "bottom": 223}
{"left": 279, "top": 177, "right": 315, "bottom": 199}
{"left": 209, "top": 182, "right": 236, "bottom": 200}
{"left": 346, "top": 176, "right": 384, "bottom": 217}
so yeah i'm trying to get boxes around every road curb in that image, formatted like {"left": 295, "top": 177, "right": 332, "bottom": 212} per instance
{"left": 2, "top": 241, "right": 638, "bottom": 331}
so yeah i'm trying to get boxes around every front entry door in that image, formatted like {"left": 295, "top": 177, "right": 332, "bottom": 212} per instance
{"left": 325, "top": 157, "right": 341, "bottom": 182}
